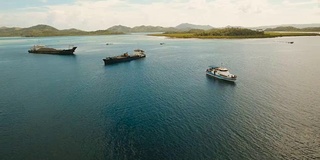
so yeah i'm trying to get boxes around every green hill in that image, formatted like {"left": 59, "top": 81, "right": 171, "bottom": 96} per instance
{"left": 195, "top": 27, "right": 264, "bottom": 36}
{"left": 26, "top": 24, "right": 59, "bottom": 31}
{"left": 252, "top": 23, "right": 320, "bottom": 30}
{"left": 106, "top": 25, "right": 179, "bottom": 33}
{"left": 175, "top": 23, "right": 213, "bottom": 31}
{"left": 19, "top": 25, "right": 60, "bottom": 37}
{"left": 265, "top": 26, "right": 320, "bottom": 32}
{"left": 0, "top": 24, "right": 123, "bottom": 37}
{"left": 131, "top": 25, "right": 178, "bottom": 32}
{"left": 0, "top": 24, "right": 179, "bottom": 37}
{"left": 106, "top": 25, "right": 131, "bottom": 33}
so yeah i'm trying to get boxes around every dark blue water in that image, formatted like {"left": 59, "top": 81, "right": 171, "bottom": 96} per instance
{"left": 1, "top": 35, "right": 319, "bottom": 159}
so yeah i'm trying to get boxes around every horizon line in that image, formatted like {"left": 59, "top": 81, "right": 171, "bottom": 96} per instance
{"left": 1, "top": 22, "right": 320, "bottom": 31}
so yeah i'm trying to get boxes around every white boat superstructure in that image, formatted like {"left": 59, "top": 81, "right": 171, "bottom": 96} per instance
{"left": 133, "top": 49, "right": 146, "bottom": 57}
{"left": 206, "top": 66, "right": 237, "bottom": 82}
{"left": 30, "top": 45, "right": 46, "bottom": 51}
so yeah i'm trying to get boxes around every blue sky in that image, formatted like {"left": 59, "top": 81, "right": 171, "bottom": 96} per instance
{"left": 0, "top": 0, "right": 319, "bottom": 30}
{"left": 0, "top": 0, "right": 73, "bottom": 10}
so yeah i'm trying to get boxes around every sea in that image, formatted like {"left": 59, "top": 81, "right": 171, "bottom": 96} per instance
{"left": 0, "top": 34, "right": 319, "bottom": 160}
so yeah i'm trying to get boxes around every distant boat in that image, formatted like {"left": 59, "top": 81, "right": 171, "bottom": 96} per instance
{"left": 106, "top": 43, "right": 113, "bottom": 45}
{"left": 288, "top": 41, "right": 294, "bottom": 44}
{"left": 160, "top": 42, "right": 165, "bottom": 45}
{"left": 28, "top": 45, "right": 77, "bottom": 55}
{"left": 206, "top": 66, "right": 237, "bottom": 82}
{"left": 103, "top": 49, "right": 146, "bottom": 65}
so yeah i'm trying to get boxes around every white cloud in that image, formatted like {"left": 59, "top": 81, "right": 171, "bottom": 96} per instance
{"left": 283, "top": 0, "right": 318, "bottom": 6}
{"left": 0, "top": 0, "right": 319, "bottom": 30}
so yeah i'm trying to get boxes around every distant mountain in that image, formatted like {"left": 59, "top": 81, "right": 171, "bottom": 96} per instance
{"left": 0, "top": 27, "right": 24, "bottom": 37}
{"left": 264, "top": 26, "right": 320, "bottom": 32}
{"left": 252, "top": 23, "right": 320, "bottom": 30}
{"left": 131, "top": 25, "right": 178, "bottom": 32}
{"left": 105, "top": 25, "right": 179, "bottom": 33}
{"left": 265, "top": 26, "right": 299, "bottom": 31}
{"left": 90, "top": 29, "right": 123, "bottom": 35}
{"left": 27, "top": 24, "right": 59, "bottom": 31}
{"left": 0, "top": 24, "right": 66, "bottom": 37}
{"left": 106, "top": 25, "right": 131, "bottom": 33}
{"left": 0, "top": 24, "right": 123, "bottom": 37}
{"left": 1, "top": 23, "right": 319, "bottom": 37}
{"left": 61, "top": 28, "right": 81, "bottom": 31}
{"left": 61, "top": 28, "right": 84, "bottom": 33}
{"left": 175, "top": 23, "right": 213, "bottom": 31}
{"left": 19, "top": 25, "right": 61, "bottom": 37}
{"left": 1, "top": 24, "right": 180, "bottom": 37}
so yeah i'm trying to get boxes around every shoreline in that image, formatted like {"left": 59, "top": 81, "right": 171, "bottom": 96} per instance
{"left": 148, "top": 32, "right": 320, "bottom": 39}
{"left": 0, "top": 32, "right": 319, "bottom": 39}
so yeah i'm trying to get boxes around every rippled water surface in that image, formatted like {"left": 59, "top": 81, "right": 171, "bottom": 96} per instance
{"left": 0, "top": 35, "right": 319, "bottom": 159}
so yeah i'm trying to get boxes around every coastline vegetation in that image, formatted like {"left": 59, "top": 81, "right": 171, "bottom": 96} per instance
{"left": 149, "top": 27, "right": 320, "bottom": 39}
{"left": 265, "top": 26, "right": 320, "bottom": 32}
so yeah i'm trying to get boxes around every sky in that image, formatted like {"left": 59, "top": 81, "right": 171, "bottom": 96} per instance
{"left": 0, "top": 0, "right": 319, "bottom": 31}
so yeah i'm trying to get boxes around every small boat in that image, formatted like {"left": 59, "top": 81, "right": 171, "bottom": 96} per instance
{"left": 288, "top": 41, "right": 294, "bottom": 44}
{"left": 206, "top": 66, "right": 237, "bottom": 82}
{"left": 103, "top": 49, "right": 146, "bottom": 65}
{"left": 28, "top": 45, "right": 77, "bottom": 55}
{"left": 160, "top": 42, "right": 165, "bottom": 45}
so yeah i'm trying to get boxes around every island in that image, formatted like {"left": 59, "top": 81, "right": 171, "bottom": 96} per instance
{"left": 149, "top": 27, "right": 320, "bottom": 39}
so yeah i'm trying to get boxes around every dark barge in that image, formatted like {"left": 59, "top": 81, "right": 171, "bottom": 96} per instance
{"left": 28, "top": 45, "right": 77, "bottom": 55}
{"left": 103, "top": 49, "right": 146, "bottom": 65}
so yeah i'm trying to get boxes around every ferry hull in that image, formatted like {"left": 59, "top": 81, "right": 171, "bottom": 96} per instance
{"left": 206, "top": 71, "right": 236, "bottom": 82}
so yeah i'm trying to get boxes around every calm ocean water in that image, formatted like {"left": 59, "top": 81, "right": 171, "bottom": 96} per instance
{"left": 0, "top": 34, "right": 319, "bottom": 159}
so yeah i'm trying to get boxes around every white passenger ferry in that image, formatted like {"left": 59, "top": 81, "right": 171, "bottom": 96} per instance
{"left": 206, "top": 66, "right": 237, "bottom": 82}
